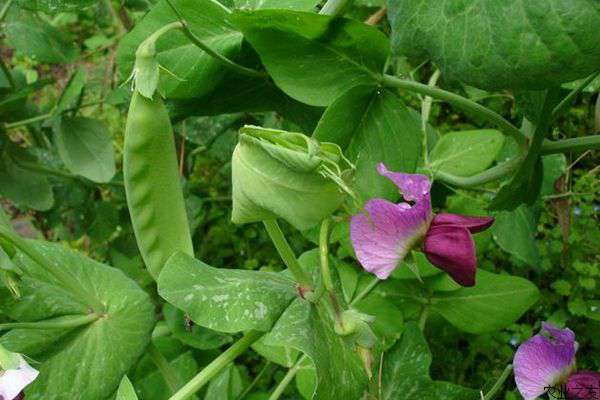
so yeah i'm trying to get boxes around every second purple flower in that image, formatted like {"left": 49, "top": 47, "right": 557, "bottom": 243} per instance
{"left": 350, "top": 163, "right": 494, "bottom": 286}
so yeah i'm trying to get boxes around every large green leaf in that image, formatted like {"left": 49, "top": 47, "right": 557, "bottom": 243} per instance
{"left": 116, "top": 376, "right": 138, "bottom": 400}
{"left": 231, "top": 10, "right": 389, "bottom": 106}
{"left": 157, "top": 252, "right": 297, "bottom": 333}
{"left": 0, "top": 237, "right": 155, "bottom": 400}
{"left": 55, "top": 117, "right": 116, "bottom": 183}
{"left": 262, "top": 299, "right": 369, "bottom": 399}
{"left": 0, "top": 142, "right": 54, "bottom": 211}
{"left": 17, "top": 0, "right": 98, "bottom": 13}
{"left": 313, "top": 85, "right": 421, "bottom": 200}
{"left": 117, "top": 0, "right": 242, "bottom": 99}
{"left": 430, "top": 270, "right": 539, "bottom": 333}
{"left": 428, "top": 130, "right": 505, "bottom": 177}
{"left": 381, "top": 323, "right": 478, "bottom": 400}
{"left": 204, "top": 365, "right": 244, "bottom": 400}
{"left": 388, "top": 0, "right": 600, "bottom": 90}
{"left": 233, "top": 0, "right": 319, "bottom": 10}
{"left": 492, "top": 205, "right": 540, "bottom": 267}
{"left": 5, "top": 9, "right": 78, "bottom": 64}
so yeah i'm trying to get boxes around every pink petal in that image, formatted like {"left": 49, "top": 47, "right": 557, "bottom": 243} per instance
{"left": 431, "top": 213, "right": 495, "bottom": 233}
{"left": 567, "top": 371, "right": 600, "bottom": 400}
{"left": 0, "top": 356, "right": 39, "bottom": 400}
{"left": 350, "top": 198, "right": 430, "bottom": 279}
{"left": 513, "top": 323, "right": 577, "bottom": 400}
{"left": 423, "top": 225, "right": 476, "bottom": 286}
{"left": 376, "top": 163, "right": 431, "bottom": 202}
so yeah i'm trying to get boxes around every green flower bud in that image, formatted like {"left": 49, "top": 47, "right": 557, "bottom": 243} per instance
{"left": 232, "top": 126, "right": 354, "bottom": 231}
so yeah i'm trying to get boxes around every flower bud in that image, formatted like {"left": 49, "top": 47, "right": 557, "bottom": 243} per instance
{"left": 231, "top": 126, "right": 353, "bottom": 231}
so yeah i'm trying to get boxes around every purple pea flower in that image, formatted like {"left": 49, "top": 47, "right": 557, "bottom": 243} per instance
{"left": 513, "top": 322, "right": 578, "bottom": 400}
{"left": 567, "top": 371, "right": 600, "bottom": 400}
{"left": 350, "top": 163, "right": 493, "bottom": 286}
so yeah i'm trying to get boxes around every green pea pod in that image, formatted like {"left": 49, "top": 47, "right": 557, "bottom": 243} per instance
{"left": 124, "top": 91, "right": 193, "bottom": 279}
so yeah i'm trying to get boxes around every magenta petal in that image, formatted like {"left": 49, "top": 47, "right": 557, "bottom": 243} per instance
{"left": 567, "top": 371, "right": 600, "bottom": 400}
{"left": 431, "top": 213, "right": 495, "bottom": 233}
{"left": 423, "top": 225, "right": 476, "bottom": 286}
{"left": 376, "top": 163, "right": 431, "bottom": 202}
{"left": 350, "top": 198, "right": 430, "bottom": 279}
{"left": 513, "top": 323, "right": 577, "bottom": 400}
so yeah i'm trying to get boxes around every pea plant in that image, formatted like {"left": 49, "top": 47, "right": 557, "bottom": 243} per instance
{"left": 1, "top": 0, "right": 599, "bottom": 399}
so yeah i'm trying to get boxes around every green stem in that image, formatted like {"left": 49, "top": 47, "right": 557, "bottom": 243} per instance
{"left": 268, "top": 356, "right": 306, "bottom": 400}
{"left": 349, "top": 276, "right": 379, "bottom": 306}
{"left": 551, "top": 72, "right": 600, "bottom": 121}
{"left": 4, "top": 113, "right": 53, "bottom": 129}
{"left": 483, "top": 364, "right": 513, "bottom": 400}
{"left": 164, "top": 0, "right": 264, "bottom": 78}
{"left": 0, "top": 57, "right": 15, "bottom": 91}
{"left": 168, "top": 331, "right": 264, "bottom": 400}
{"left": 148, "top": 344, "right": 181, "bottom": 394}
{"left": 541, "top": 135, "right": 600, "bottom": 155}
{"left": 0, "top": 313, "right": 98, "bottom": 331}
{"left": 418, "top": 306, "right": 429, "bottom": 331}
{"left": 0, "top": 0, "right": 14, "bottom": 22}
{"left": 433, "top": 155, "right": 524, "bottom": 188}
{"left": 319, "top": 218, "right": 334, "bottom": 294}
{"left": 236, "top": 361, "right": 272, "bottom": 400}
{"left": 319, "top": 0, "right": 354, "bottom": 16}
{"left": 263, "top": 220, "right": 313, "bottom": 291}
{"left": 381, "top": 74, "right": 526, "bottom": 148}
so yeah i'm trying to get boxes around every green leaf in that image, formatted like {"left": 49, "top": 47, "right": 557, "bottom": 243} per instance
{"left": 381, "top": 323, "right": 479, "bottom": 400}
{"left": 5, "top": 9, "right": 79, "bottom": 64}
{"left": 17, "top": 0, "right": 98, "bottom": 13}
{"left": 116, "top": 376, "right": 138, "bottom": 400}
{"left": 541, "top": 154, "right": 566, "bottom": 196}
{"left": 490, "top": 91, "right": 557, "bottom": 211}
{"left": 388, "top": 0, "right": 600, "bottom": 90}
{"left": 251, "top": 338, "right": 299, "bottom": 368}
{"left": 136, "top": 350, "right": 199, "bottom": 400}
{"left": 205, "top": 365, "right": 244, "bottom": 400}
{"left": 491, "top": 204, "right": 540, "bottom": 267}
{"left": 163, "top": 303, "right": 232, "bottom": 350}
{"left": 55, "top": 69, "right": 86, "bottom": 114}
{"left": 55, "top": 117, "right": 116, "bottom": 183}
{"left": 117, "top": 0, "right": 242, "bottom": 99}
{"left": 428, "top": 130, "right": 505, "bottom": 177}
{"left": 0, "top": 143, "right": 54, "bottom": 211}
{"left": 0, "top": 238, "right": 155, "bottom": 400}
{"left": 233, "top": 0, "right": 320, "bottom": 10}
{"left": 354, "top": 291, "right": 404, "bottom": 341}
{"left": 262, "top": 299, "right": 369, "bottom": 399}
{"left": 231, "top": 10, "right": 389, "bottom": 106}
{"left": 157, "top": 252, "right": 297, "bottom": 333}
{"left": 430, "top": 270, "right": 539, "bottom": 333}
{"left": 313, "top": 86, "right": 422, "bottom": 200}
{"left": 169, "top": 74, "right": 324, "bottom": 133}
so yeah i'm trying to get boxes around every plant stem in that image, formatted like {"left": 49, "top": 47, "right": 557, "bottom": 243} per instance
{"left": 168, "top": 331, "right": 264, "bottom": 400}
{"left": 349, "top": 276, "right": 380, "bottom": 306}
{"left": 0, "top": 0, "right": 14, "bottom": 22}
{"left": 319, "top": 218, "right": 334, "bottom": 294}
{"left": 4, "top": 113, "right": 54, "bottom": 129}
{"left": 382, "top": 74, "right": 526, "bottom": 148}
{"left": 268, "top": 356, "right": 306, "bottom": 400}
{"left": 263, "top": 220, "right": 313, "bottom": 292}
{"left": 0, "top": 313, "right": 98, "bottom": 331}
{"left": 236, "top": 361, "right": 272, "bottom": 400}
{"left": 483, "top": 364, "right": 513, "bottom": 400}
{"left": 163, "top": 0, "right": 264, "bottom": 78}
{"left": 418, "top": 306, "right": 429, "bottom": 331}
{"left": 433, "top": 155, "right": 524, "bottom": 188}
{"left": 148, "top": 344, "right": 181, "bottom": 394}
{"left": 541, "top": 135, "right": 600, "bottom": 155}
{"left": 319, "top": 0, "right": 354, "bottom": 16}
{"left": 551, "top": 72, "right": 599, "bottom": 121}
{"left": 0, "top": 57, "right": 15, "bottom": 91}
